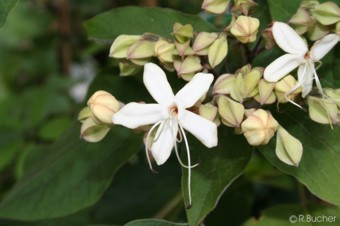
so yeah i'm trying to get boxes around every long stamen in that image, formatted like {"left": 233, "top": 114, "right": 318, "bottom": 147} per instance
{"left": 145, "top": 120, "right": 163, "bottom": 173}
{"left": 310, "top": 62, "right": 325, "bottom": 98}
{"left": 178, "top": 124, "right": 193, "bottom": 209}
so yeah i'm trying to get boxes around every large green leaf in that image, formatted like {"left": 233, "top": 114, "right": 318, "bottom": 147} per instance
{"left": 319, "top": 45, "right": 340, "bottom": 88}
{"left": 0, "top": 124, "right": 143, "bottom": 220}
{"left": 267, "top": 0, "right": 302, "bottom": 22}
{"left": 259, "top": 106, "right": 340, "bottom": 207}
{"left": 243, "top": 204, "right": 340, "bottom": 226}
{"left": 0, "top": 0, "right": 18, "bottom": 30}
{"left": 182, "top": 128, "right": 252, "bottom": 226}
{"left": 125, "top": 219, "right": 188, "bottom": 226}
{"left": 84, "top": 6, "right": 217, "bottom": 42}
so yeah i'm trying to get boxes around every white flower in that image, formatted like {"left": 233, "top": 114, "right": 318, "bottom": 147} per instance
{"left": 112, "top": 62, "right": 218, "bottom": 207}
{"left": 264, "top": 22, "right": 339, "bottom": 104}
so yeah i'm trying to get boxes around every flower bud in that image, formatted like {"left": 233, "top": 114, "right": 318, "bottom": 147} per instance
{"left": 78, "top": 107, "right": 92, "bottom": 123}
{"left": 276, "top": 126, "right": 303, "bottom": 167}
{"left": 261, "top": 28, "right": 275, "bottom": 49}
{"left": 254, "top": 79, "right": 276, "bottom": 105}
{"left": 289, "top": 8, "right": 311, "bottom": 35}
{"left": 335, "top": 21, "right": 340, "bottom": 36}
{"left": 313, "top": 2, "right": 340, "bottom": 26}
{"left": 172, "top": 23, "right": 194, "bottom": 43}
{"left": 174, "top": 40, "right": 194, "bottom": 57}
{"left": 118, "top": 60, "right": 141, "bottom": 76}
{"left": 241, "top": 109, "right": 278, "bottom": 146}
{"left": 202, "top": 0, "right": 230, "bottom": 14}
{"left": 109, "top": 35, "right": 141, "bottom": 59}
{"left": 80, "top": 118, "right": 110, "bottom": 143}
{"left": 174, "top": 56, "right": 202, "bottom": 76}
{"left": 154, "top": 39, "right": 175, "bottom": 63}
{"left": 324, "top": 88, "right": 340, "bottom": 108}
{"left": 213, "top": 73, "right": 235, "bottom": 94}
{"left": 307, "top": 96, "right": 339, "bottom": 125}
{"left": 218, "top": 96, "right": 245, "bottom": 127}
{"left": 308, "top": 22, "right": 329, "bottom": 41}
{"left": 232, "top": 0, "right": 257, "bottom": 15}
{"left": 230, "top": 16, "right": 260, "bottom": 43}
{"left": 208, "top": 34, "right": 228, "bottom": 68}
{"left": 87, "top": 91, "right": 120, "bottom": 125}
{"left": 199, "top": 103, "right": 220, "bottom": 126}
{"left": 274, "top": 75, "right": 301, "bottom": 103}
{"left": 127, "top": 39, "right": 155, "bottom": 60}
{"left": 193, "top": 32, "right": 218, "bottom": 55}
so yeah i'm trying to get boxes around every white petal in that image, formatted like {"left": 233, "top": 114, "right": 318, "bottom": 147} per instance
{"left": 112, "top": 103, "right": 165, "bottom": 129}
{"left": 264, "top": 54, "right": 304, "bottom": 82}
{"left": 310, "top": 34, "right": 339, "bottom": 61}
{"left": 143, "top": 63, "right": 175, "bottom": 106}
{"left": 272, "top": 22, "right": 308, "bottom": 55}
{"left": 175, "top": 73, "right": 214, "bottom": 108}
{"left": 298, "top": 64, "right": 313, "bottom": 97}
{"left": 179, "top": 110, "right": 217, "bottom": 148}
{"left": 151, "top": 121, "right": 177, "bottom": 165}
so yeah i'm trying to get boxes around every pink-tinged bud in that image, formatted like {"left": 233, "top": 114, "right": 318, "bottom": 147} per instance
{"left": 172, "top": 23, "right": 194, "bottom": 43}
{"left": 87, "top": 90, "right": 120, "bottom": 125}
{"left": 241, "top": 109, "right": 278, "bottom": 146}
{"left": 202, "top": 0, "right": 230, "bottom": 14}
{"left": 154, "top": 39, "right": 175, "bottom": 63}
{"left": 218, "top": 96, "right": 245, "bottom": 127}
{"left": 80, "top": 117, "right": 110, "bottom": 143}
{"left": 254, "top": 79, "right": 276, "bottom": 105}
{"left": 109, "top": 35, "right": 141, "bottom": 59}
{"left": 199, "top": 103, "right": 220, "bottom": 126}
{"left": 174, "top": 56, "right": 202, "bottom": 76}
{"left": 213, "top": 73, "right": 235, "bottom": 95}
{"left": 127, "top": 38, "right": 156, "bottom": 59}
{"left": 230, "top": 16, "right": 260, "bottom": 43}
{"left": 193, "top": 32, "right": 218, "bottom": 55}
{"left": 174, "top": 40, "right": 194, "bottom": 57}
{"left": 232, "top": 0, "right": 257, "bottom": 15}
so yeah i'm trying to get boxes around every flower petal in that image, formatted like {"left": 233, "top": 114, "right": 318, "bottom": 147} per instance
{"left": 310, "top": 34, "right": 339, "bottom": 61}
{"left": 179, "top": 110, "right": 217, "bottom": 148}
{"left": 143, "top": 63, "right": 175, "bottom": 106}
{"left": 272, "top": 22, "right": 308, "bottom": 55}
{"left": 151, "top": 121, "right": 177, "bottom": 165}
{"left": 264, "top": 54, "right": 304, "bottom": 82}
{"left": 298, "top": 63, "right": 313, "bottom": 98}
{"left": 112, "top": 103, "right": 165, "bottom": 129}
{"left": 175, "top": 73, "right": 214, "bottom": 108}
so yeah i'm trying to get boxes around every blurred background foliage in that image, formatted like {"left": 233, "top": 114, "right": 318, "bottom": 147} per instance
{"left": 0, "top": 0, "right": 339, "bottom": 226}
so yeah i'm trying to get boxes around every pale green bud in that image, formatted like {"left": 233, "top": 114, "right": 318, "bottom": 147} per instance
{"left": 87, "top": 90, "right": 120, "bottom": 125}
{"left": 254, "top": 79, "right": 276, "bottom": 105}
{"left": 307, "top": 96, "right": 339, "bottom": 125}
{"left": 274, "top": 75, "right": 301, "bottom": 103}
{"left": 173, "top": 23, "right": 194, "bottom": 43}
{"left": 174, "top": 40, "right": 194, "bottom": 57}
{"left": 199, "top": 103, "right": 220, "bottom": 126}
{"left": 202, "top": 0, "right": 230, "bottom": 14}
{"left": 289, "top": 8, "right": 312, "bottom": 35}
{"left": 80, "top": 117, "right": 110, "bottom": 143}
{"left": 127, "top": 40, "right": 155, "bottom": 59}
{"left": 218, "top": 96, "right": 245, "bottom": 127}
{"left": 308, "top": 22, "right": 329, "bottom": 41}
{"left": 208, "top": 34, "right": 228, "bottom": 68}
{"left": 324, "top": 88, "right": 340, "bottom": 108}
{"left": 276, "top": 126, "right": 303, "bottom": 167}
{"left": 336, "top": 21, "right": 340, "bottom": 36}
{"left": 301, "top": 0, "right": 319, "bottom": 9}
{"left": 154, "top": 39, "right": 175, "bottom": 63}
{"left": 241, "top": 109, "right": 278, "bottom": 146}
{"left": 232, "top": 0, "right": 257, "bottom": 15}
{"left": 313, "top": 2, "right": 340, "bottom": 26}
{"left": 192, "top": 32, "right": 218, "bottom": 55}
{"left": 230, "top": 16, "right": 260, "bottom": 43}
{"left": 213, "top": 73, "right": 235, "bottom": 95}
{"left": 181, "top": 73, "right": 195, "bottom": 81}
{"left": 119, "top": 60, "right": 141, "bottom": 76}
{"left": 78, "top": 106, "right": 92, "bottom": 123}
{"left": 109, "top": 35, "right": 141, "bottom": 59}
{"left": 174, "top": 56, "right": 202, "bottom": 76}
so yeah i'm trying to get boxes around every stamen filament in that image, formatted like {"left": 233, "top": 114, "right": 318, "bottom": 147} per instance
{"left": 145, "top": 120, "right": 163, "bottom": 173}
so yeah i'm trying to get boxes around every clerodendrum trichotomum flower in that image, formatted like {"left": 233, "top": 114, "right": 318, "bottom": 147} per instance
{"left": 264, "top": 22, "right": 339, "bottom": 105}
{"left": 112, "top": 62, "right": 218, "bottom": 207}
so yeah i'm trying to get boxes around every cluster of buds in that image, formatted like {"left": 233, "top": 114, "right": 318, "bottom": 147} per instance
{"left": 289, "top": 0, "right": 340, "bottom": 40}
{"left": 78, "top": 90, "right": 121, "bottom": 142}
{"left": 202, "top": 0, "right": 257, "bottom": 15}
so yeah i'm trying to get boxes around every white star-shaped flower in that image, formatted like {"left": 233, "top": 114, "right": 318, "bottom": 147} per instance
{"left": 112, "top": 62, "right": 218, "bottom": 206}
{"left": 264, "top": 22, "right": 339, "bottom": 101}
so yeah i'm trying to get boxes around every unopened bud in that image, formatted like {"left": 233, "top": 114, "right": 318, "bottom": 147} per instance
{"left": 289, "top": 8, "right": 311, "bottom": 35}
{"left": 230, "top": 16, "right": 260, "bottom": 43}
{"left": 173, "top": 23, "right": 194, "bottom": 43}
{"left": 213, "top": 73, "right": 235, "bottom": 94}
{"left": 174, "top": 40, "right": 194, "bottom": 57}
{"left": 88, "top": 90, "right": 120, "bottom": 125}
{"left": 324, "top": 88, "right": 340, "bottom": 108}
{"left": 119, "top": 60, "right": 142, "bottom": 76}
{"left": 109, "top": 35, "right": 141, "bottom": 59}
{"left": 308, "top": 22, "right": 329, "bottom": 41}
{"left": 274, "top": 75, "right": 301, "bottom": 103}
{"left": 199, "top": 103, "right": 220, "bottom": 126}
{"left": 218, "top": 96, "right": 245, "bottom": 127}
{"left": 232, "top": 0, "right": 257, "bottom": 15}
{"left": 80, "top": 118, "right": 110, "bottom": 143}
{"left": 307, "top": 96, "right": 339, "bottom": 125}
{"left": 313, "top": 2, "right": 340, "bottom": 26}
{"left": 127, "top": 40, "right": 155, "bottom": 59}
{"left": 276, "top": 126, "right": 303, "bottom": 167}
{"left": 254, "top": 79, "right": 276, "bottom": 105}
{"left": 335, "top": 21, "right": 340, "bottom": 36}
{"left": 154, "top": 39, "right": 175, "bottom": 63}
{"left": 208, "top": 34, "right": 228, "bottom": 68}
{"left": 174, "top": 56, "right": 202, "bottom": 76}
{"left": 202, "top": 0, "right": 230, "bottom": 14}
{"left": 193, "top": 32, "right": 218, "bottom": 55}
{"left": 241, "top": 109, "right": 278, "bottom": 146}
{"left": 78, "top": 107, "right": 92, "bottom": 123}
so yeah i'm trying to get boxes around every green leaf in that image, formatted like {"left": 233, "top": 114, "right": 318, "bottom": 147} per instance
{"left": 259, "top": 106, "right": 340, "bottom": 207}
{"left": 0, "top": 124, "right": 143, "bottom": 220}
{"left": 38, "top": 117, "right": 73, "bottom": 141}
{"left": 267, "top": 0, "right": 302, "bottom": 21}
{"left": 182, "top": 128, "right": 252, "bottom": 226}
{"left": 0, "top": 0, "right": 18, "bottom": 30}
{"left": 243, "top": 204, "right": 340, "bottom": 226}
{"left": 84, "top": 6, "right": 217, "bottom": 42}
{"left": 0, "top": 130, "right": 22, "bottom": 171}
{"left": 125, "top": 219, "right": 188, "bottom": 226}
{"left": 319, "top": 45, "right": 340, "bottom": 88}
